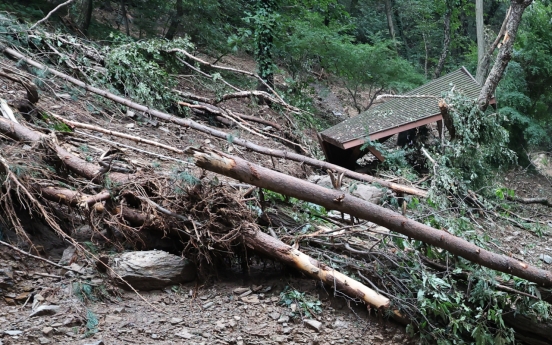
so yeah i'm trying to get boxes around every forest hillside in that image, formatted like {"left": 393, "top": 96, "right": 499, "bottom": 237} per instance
{"left": 0, "top": 1, "right": 551, "bottom": 344}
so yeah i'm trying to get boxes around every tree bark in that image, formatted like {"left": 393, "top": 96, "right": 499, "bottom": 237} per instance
{"left": 165, "top": 0, "right": 184, "bottom": 40}
{"left": 71, "top": 0, "right": 93, "bottom": 35}
{"left": 255, "top": 0, "right": 275, "bottom": 92}
{"left": 384, "top": 0, "right": 397, "bottom": 51}
{"left": 120, "top": 0, "right": 130, "bottom": 36}
{"left": 475, "top": 0, "right": 486, "bottom": 84}
{"left": 0, "top": 46, "right": 427, "bottom": 197}
{"left": 187, "top": 147, "right": 552, "bottom": 287}
{"left": 477, "top": 0, "right": 533, "bottom": 110}
{"left": 244, "top": 230, "right": 390, "bottom": 308}
{"left": 433, "top": 0, "right": 452, "bottom": 79}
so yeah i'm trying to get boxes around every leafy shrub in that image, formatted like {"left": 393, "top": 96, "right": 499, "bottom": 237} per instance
{"left": 101, "top": 35, "right": 193, "bottom": 110}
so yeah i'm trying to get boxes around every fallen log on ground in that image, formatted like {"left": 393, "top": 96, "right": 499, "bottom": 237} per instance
{"left": 244, "top": 230, "right": 390, "bottom": 309}
{"left": 0, "top": 46, "right": 427, "bottom": 198}
{"left": 187, "top": 147, "right": 552, "bottom": 287}
{"left": 507, "top": 195, "right": 552, "bottom": 208}
{"left": 0, "top": 116, "right": 389, "bottom": 309}
{"left": 0, "top": 117, "right": 132, "bottom": 184}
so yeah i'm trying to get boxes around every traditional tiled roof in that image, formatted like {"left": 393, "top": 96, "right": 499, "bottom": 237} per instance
{"left": 320, "top": 67, "right": 481, "bottom": 145}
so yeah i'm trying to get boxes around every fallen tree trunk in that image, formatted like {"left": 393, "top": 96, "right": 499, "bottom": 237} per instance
{"left": 0, "top": 46, "right": 427, "bottom": 197}
{"left": 0, "top": 117, "right": 132, "bottom": 184}
{"left": 188, "top": 147, "right": 552, "bottom": 287}
{"left": 245, "top": 230, "right": 390, "bottom": 309}
{"left": 0, "top": 116, "right": 389, "bottom": 309}
{"left": 507, "top": 195, "right": 552, "bottom": 208}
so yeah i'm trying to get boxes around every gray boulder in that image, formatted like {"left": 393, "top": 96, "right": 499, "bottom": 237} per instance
{"left": 111, "top": 250, "right": 196, "bottom": 291}
{"left": 351, "top": 185, "right": 384, "bottom": 204}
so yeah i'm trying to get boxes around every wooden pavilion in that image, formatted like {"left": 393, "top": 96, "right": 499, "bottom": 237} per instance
{"left": 318, "top": 67, "right": 492, "bottom": 168}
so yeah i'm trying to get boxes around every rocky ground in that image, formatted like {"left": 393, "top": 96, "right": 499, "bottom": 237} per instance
{"left": 0, "top": 246, "right": 408, "bottom": 345}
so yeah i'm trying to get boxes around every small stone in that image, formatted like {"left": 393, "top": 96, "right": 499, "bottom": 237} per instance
{"left": 4, "top": 330, "right": 23, "bottom": 336}
{"left": 51, "top": 323, "right": 62, "bottom": 328}
{"left": 333, "top": 320, "right": 348, "bottom": 329}
{"left": 30, "top": 305, "right": 60, "bottom": 317}
{"left": 282, "top": 327, "right": 292, "bottom": 334}
{"left": 126, "top": 123, "right": 135, "bottom": 128}
{"left": 58, "top": 246, "right": 76, "bottom": 266}
{"left": 238, "top": 290, "right": 252, "bottom": 298}
{"left": 170, "top": 317, "right": 183, "bottom": 325}
{"left": 233, "top": 287, "right": 250, "bottom": 294}
{"left": 38, "top": 337, "right": 51, "bottom": 344}
{"left": 234, "top": 316, "right": 241, "bottom": 321}
{"left": 113, "top": 307, "right": 126, "bottom": 314}
{"left": 228, "top": 320, "right": 236, "bottom": 328}
{"left": 15, "top": 292, "right": 31, "bottom": 301}
{"left": 175, "top": 328, "right": 194, "bottom": 340}
{"left": 277, "top": 315, "right": 289, "bottom": 323}
{"left": 105, "top": 315, "right": 123, "bottom": 323}
{"left": 83, "top": 341, "right": 105, "bottom": 345}
{"left": 151, "top": 334, "right": 159, "bottom": 339}
{"left": 273, "top": 335, "right": 287, "bottom": 343}
{"left": 4, "top": 298, "right": 16, "bottom": 306}
{"left": 269, "top": 312, "right": 280, "bottom": 320}
{"left": 203, "top": 302, "right": 214, "bottom": 309}
{"left": 42, "top": 327, "right": 53, "bottom": 336}
{"left": 539, "top": 254, "right": 552, "bottom": 264}
{"left": 215, "top": 321, "right": 226, "bottom": 331}
{"left": 304, "top": 319, "right": 322, "bottom": 332}
{"left": 290, "top": 303, "right": 297, "bottom": 312}
{"left": 241, "top": 295, "right": 259, "bottom": 304}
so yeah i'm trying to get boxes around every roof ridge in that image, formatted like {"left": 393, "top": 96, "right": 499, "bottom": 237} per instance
{"left": 403, "top": 67, "right": 464, "bottom": 96}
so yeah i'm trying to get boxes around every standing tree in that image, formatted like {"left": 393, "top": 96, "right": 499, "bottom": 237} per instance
{"left": 433, "top": 0, "right": 452, "bottom": 78}
{"left": 478, "top": 0, "right": 533, "bottom": 110}
{"left": 71, "top": 0, "right": 93, "bottom": 35}
{"left": 165, "top": 0, "right": 184, "bottom": 40}
{"left": 384, "top": 0, "right": 398, "bottom": 51}
{"left": 475, "top": 0, "right": 486, "bottom": 84}
{"left": 251, "top": 0, "right": 277, "bottom": 92}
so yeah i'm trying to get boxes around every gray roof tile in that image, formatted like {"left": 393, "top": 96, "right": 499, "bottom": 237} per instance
{"left": 320, "top": 67, "right": 481, "bottom": 144}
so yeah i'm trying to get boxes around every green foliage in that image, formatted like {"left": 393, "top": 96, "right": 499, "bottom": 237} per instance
{"left": 84, "top": 309, "right": 99, "bottom": 337}
{"left": 244, "top": 0, "right": 279, "bottom": 85}
{"left": 101, "top": 36, "right": 193, "bottom": 110}
{"left": 428, "top": 92, "right": 516, "bottom": 201}
{"left": 280, "top": 287, "right": 322, "bottom": 318}
{"left": 494, "top": 2, "right": 552, "bottom": 153}
{"left": 273, "top": 9, "right": 424, "bottom": 110}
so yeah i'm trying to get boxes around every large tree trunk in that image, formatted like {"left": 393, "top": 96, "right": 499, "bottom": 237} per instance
{"left": 165, "top": 0, "right": 184, "bottom": 40}
{"left": 120, "top": 0, "right": 130, "bottom": 36}
{"left": 187, "top": 147, "right": 552, "bottom": 287}
{"left": 1, "top": 47, "right": 428, "bottom": 198}
{"left": 244, "top": 230, "right": 390, "bottom": 309}
{"left": 384, "top": 0, "right": 397, "bottom": 51}
{"left": 477, "top": 0, "right": 533, "bottom": 110}
{"left": 475, "top": 0, "right": 487, "bottom": 84}
{"left": 72, "top": 0, "right": 94, "bottom": 35}
{"left": 255, "top": 0, "right": 275, "bottom": 92}
{"left": 433, "top": 0, "right": 452, "bottom": 79}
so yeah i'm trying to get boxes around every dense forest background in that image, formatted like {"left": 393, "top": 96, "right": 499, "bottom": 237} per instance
{"left": 3, "top": 0, "right": 551, "bottom": 153}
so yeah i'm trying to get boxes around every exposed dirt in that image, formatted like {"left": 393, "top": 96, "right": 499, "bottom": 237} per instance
{"left": 0, "top": 247, "right": 409, "bottom": 345}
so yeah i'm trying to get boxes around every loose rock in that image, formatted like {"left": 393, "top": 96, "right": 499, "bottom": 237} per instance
{"left": 110, "top": 250, "right": 196, "bottom": 291}
{"left": 304, "top": 319, "right": 322, "bottom": 332}
{"left": 30, "top": 305, "right": 60, "bottom": 317}
{"left": 539, "top": 254, "right": 552, "bottom": 264}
